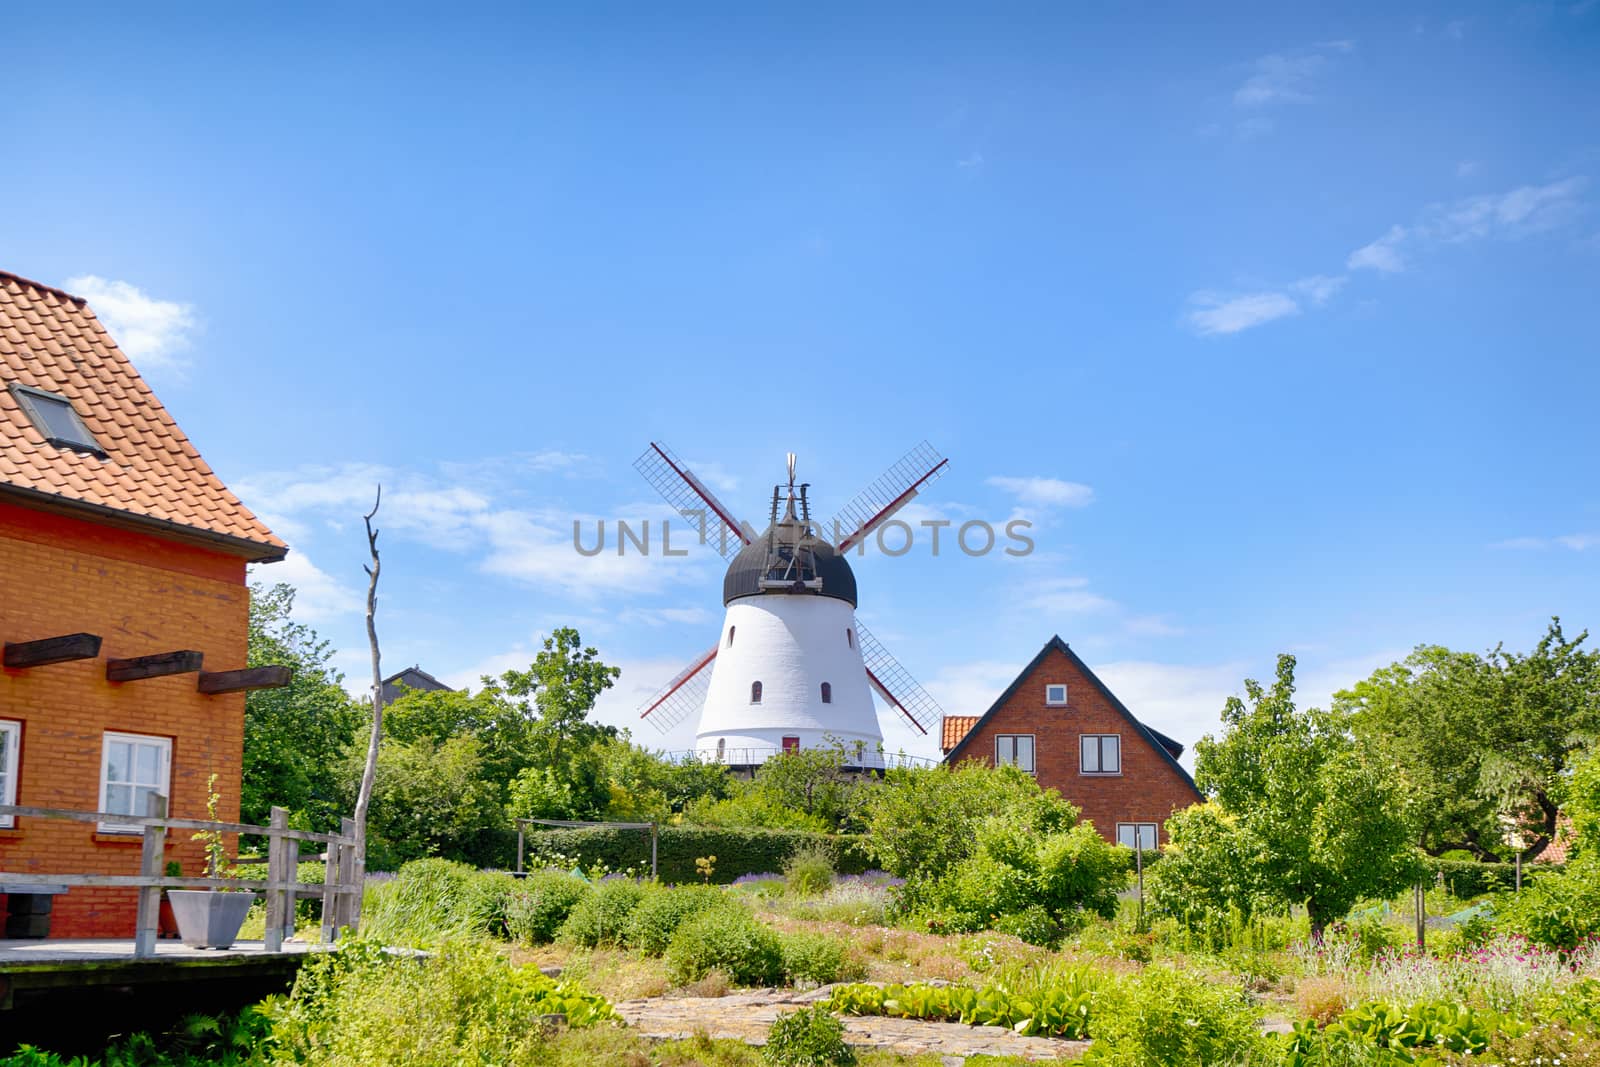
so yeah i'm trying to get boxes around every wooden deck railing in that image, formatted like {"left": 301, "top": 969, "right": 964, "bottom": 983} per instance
{"left": 0, "top": 796, "right": 361, "bottom": 958}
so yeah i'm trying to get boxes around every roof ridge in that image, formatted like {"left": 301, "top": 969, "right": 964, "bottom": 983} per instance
{"left": 943, "top": 634, "right": 1202, "bottom": 797}
{"left": 0, "top": 270, "right": 87, "bottom": 306}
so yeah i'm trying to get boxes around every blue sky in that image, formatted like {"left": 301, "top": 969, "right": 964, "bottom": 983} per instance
{"left": 5, "top": 4, "right": 1598, "bottom": 763}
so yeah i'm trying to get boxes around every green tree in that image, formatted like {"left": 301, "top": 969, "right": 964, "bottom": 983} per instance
{"left": 686, "top": 744, "right": 862, "bottom": 833}
{"left": 242, "top": 583, "right": 361, "bottom": 829}
{"left": 862, "top": 762, "right": 1069, "bottom": 884}
{"left": 1145, "top": 803, "right": 1263, "bottom": 930}
{"left": 1194, "top": 653, "right": 1421, "bottom": 934}
{"left": 344, "top": 731, "right": 505, "bottom": 869}
{"left": 1340, "top": 619, "right": 1600, "bottom": 860}
{"left": 498, "top": 627, "right": 621, "bottom": 769}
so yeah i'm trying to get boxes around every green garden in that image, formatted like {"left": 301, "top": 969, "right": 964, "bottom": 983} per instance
{"left": 9, "top": 590, "right": 1596, "bottom": 1067}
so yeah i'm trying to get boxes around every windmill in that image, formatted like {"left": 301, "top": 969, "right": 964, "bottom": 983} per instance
{"left": 633, "top": 440, "right": 949, "bottom": 768}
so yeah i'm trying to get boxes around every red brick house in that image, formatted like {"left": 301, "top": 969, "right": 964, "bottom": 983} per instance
{"left": 0, "top": 270, "right": 286, "bottom": 937}
{"left": 942, "top": 635, "right": 1202, "bottom": 849}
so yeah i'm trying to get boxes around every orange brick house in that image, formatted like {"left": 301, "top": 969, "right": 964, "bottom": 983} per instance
{"left": 942, "top": 636, "right": 1202, "bottom": 850}
{"left": 0, "top": 270, "right": 286, "bottom": 937}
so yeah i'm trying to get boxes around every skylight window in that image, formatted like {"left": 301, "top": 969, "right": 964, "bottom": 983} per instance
{"left": 10, "top": 384, "right": 103, "bottom": 455}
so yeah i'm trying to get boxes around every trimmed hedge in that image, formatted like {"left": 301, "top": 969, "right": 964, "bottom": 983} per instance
{"left": 526, "top": 827, "right": 877, "bottom": 884}
{"left": 1425, "top": 857, "right": 1564, "bottom": 899}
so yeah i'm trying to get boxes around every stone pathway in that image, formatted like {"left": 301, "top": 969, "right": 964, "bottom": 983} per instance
{"left": 613, "top": 986, "right": 1088, "bottom": 1064}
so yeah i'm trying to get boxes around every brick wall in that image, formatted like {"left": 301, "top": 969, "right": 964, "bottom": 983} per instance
{"left": 0, "top": 499, "right": 250, "bottom": 937}
{"left": 950, "top": 644, "right": 1202, "bottom": 845}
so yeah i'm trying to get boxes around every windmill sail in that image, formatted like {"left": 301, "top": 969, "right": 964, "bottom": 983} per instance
{"left": 853, "top": 620, "right": 942, "bottom": 734}
{"left": 634, "top": 441, "right": 755, "bottom": 560}
{"left": 828, "top": 441, "right": 949, "bottom": 553}
{"left": 637, "top": 645, "right": 719, "bottom": 733}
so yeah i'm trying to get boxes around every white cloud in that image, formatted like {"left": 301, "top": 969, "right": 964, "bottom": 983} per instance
{"left": 249, "top": 550, "right": 364, "bottom": 623}
{"left": 1350, "top": 178, "right": 1590, "bottom": 274}
{"left": 1347, "top": 225, "right": 1409, "bottom": 273}
{"left": 986, "top": 476, "right": 1095, "bottom": 509}
{"left": 925, "top": 659, "right": 1024, "bottom": 718}
{"left": 1493, "top": 533, "right": 1600, "bottom": 551}
{"left": 66, "top": 275, "right": 197, "bottom": 373}
{"left": 1093, "top": 659, "right": 1246, "bottom": 760}
{"left": 238, "top": 460, "right": 710, "bottom": 599}
{"left": 1433, "top": 177, "right": 1588, "bottom": 242}
{"left": 1023, "top": 576, "right": 1118, "bottom": 615}
{"left": 1234, "top": 52, "right": 1328, "bottom": 107}
{"left": 957, "top": 153, "right": 985, "bottom": 169}
{"left": 1185, "top": 290, "right": 1300, "bottom": 335}
{"left": 1290, "top": 274, "right": 1346, "bottom": 305}
{"left": 1457, "top": 160, "right": 1480, "bottom": 178}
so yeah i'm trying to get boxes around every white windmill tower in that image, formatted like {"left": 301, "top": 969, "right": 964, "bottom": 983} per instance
{"left": 632, "top": 441, "right": 950, "bottom": 769}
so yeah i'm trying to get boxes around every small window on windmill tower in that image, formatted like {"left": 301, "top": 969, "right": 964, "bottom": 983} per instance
{"left": 751, "top": 681, "right": 763, "bottom": 704}
{"left": 846, "top": 628, "right": 854, "bottom": 648}
{"left": 727, "top": 626, "right": 736, "bottom": 648}
{"left": 1045, "top": 684, "right": 1068, "bottom": 706}
{"left": 820, "top": 682, "right": 832, "bottom": 704}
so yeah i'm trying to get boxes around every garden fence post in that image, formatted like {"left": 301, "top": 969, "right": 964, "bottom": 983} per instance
{"left": 651, "top": 822, "right": 659, "bottom": 881}
{"left": 320, "top": 833, "right": 341, "bottom": 943}
{"left": 1515, "top": 852, "right": 1522, "bottom": 892}
{"left": 265, "top": 806, "right": 289, "bottom": 952}
{"left": 1134, "top": 828, "right": 1145, "bottom": 933}
{"left": 133, "top": 792, "right": 167, "bottom": 959}
{"left": 340, "top": 816, "right": 360, "bottom": 933}
{"left": 516, "top": 821, "right": 525, "bottom": 876}
{"left": 1414, "top": 882, "right": 1425, "bottom": 950}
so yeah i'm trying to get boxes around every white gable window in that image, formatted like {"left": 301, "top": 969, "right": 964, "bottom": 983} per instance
{"left": 995, "top": 734, "right": 1035, "bottom": 774}
{"left": 99, "top": 731, "right": 171, "bottom": 831}
{"left": 1117, "top": 823, "right": 1159, "bottom": 851}
{"left": 0, "top": 719, "right": 19, "bottom": 828}
{"left": 1045, "top": 684, "right": 1068, "bottom": 706}
{"left": 1080, "top": 734, "right": 1121, "bottom": 775}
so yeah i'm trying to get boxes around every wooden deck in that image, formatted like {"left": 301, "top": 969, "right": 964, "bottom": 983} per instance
{"left": 0, "top": 934, "right": 329, "bottom": 1036}
{"left": 0, "top": 936, "right": 327, "bottom": 967}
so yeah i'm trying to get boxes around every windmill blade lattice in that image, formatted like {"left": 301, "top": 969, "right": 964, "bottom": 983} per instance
{"left": 828, "top": 441, "right": 949, "bottom": 553}
{"left": 636, "top": 644, "right": 719, "bottom": 734}
{"left": 634, "top": 441, "right": 753, "bottom": 560}
{"left": 853, "top": 619, "right": 943, "bottom": 734}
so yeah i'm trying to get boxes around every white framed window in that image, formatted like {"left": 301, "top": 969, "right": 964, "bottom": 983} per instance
{"left": 1045, "top": 684, "right": 1068, "bottom": 706}
{"left": 98, "top": 731, "right": 171, "bottom": 832}
{"left": 0, "top": 720, "right": 19, "bottom": 829}
{"left": 995, "top": 734, "right": 1035, "bottom": 774}
{"left": 1117, "top": 822, "right": 1159, "bottom": 851}
{"left": 1080, "top": 734, "right": 1121, "bottom": 775}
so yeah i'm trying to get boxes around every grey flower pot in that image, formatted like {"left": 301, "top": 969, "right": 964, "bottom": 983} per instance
{"left": 166, "top": 890, "right": 256, "bottom": 949}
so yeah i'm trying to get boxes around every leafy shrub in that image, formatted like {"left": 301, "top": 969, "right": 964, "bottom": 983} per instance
{"left": 559, "top": 878, "right": 648, "bottom": 948}
{"left": 360, "top": 858, "right": 478, "bottom": 946}
{"left": 267, "top": 938, "right": 617, "bottom": 1065}
{"left": 1424, "top": 858, "right": 1532, "bottom": 899}
{"left": 1495, "top": 856, "right": 1600, "bottom": 950}
{"left": 627, "top": 884, "right": 729, "bottom": 955}
{"left": 993, "top": 904, "right": 1063, "bottom": 949}
{"left": 764, "top": 1005, "right": 856, "bottom": 1067}
{"left": 784, "top": 843, "right": 836, "bottom": 897}
{"left": 506, "top": 871, "right": 592, "bottom": 945}
{"left": 1282, "top": 999, "right": 1525, "bottom": 1064}
{"left": 826, "top": 968, "right": 1098, "bottom": 1040}
{"left": 527, "top": 826, "right": 876, "bottom": 884}
{"left": 779, "top": 931, "right": 860, "bottom": 987}
{"left": 456, "top": 871, "right": 521, "bottom": 939}
{"left": 665, "top": 906, "right": 785, "bottom": 987}
{"left": 1085, "top": 965, "right": 1264, "bottom": 1066}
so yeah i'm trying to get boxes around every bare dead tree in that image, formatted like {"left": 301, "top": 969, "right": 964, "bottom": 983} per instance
{"left": 351, "top": 486, "right": 383, "bottom": 925}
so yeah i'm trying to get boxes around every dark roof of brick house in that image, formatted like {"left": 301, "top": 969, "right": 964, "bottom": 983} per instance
{"left": 943, "top": 634, "right": 1201, "bottom": 794}
{"left": 380, "top": 665, "right": 455, "bottom": 705}
{"left": 0, "top": 270, "right": 284, "bottom": 561}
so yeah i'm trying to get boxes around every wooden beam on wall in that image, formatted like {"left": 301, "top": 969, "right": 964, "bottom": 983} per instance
{"left": 198, "top": 665, "right": 293, "bottom": 695}
{"left": 106, "top": 650, "right": 203, "bottom": 683}
{"left": 3, "top": 633, "right": 102, "bottom": 669}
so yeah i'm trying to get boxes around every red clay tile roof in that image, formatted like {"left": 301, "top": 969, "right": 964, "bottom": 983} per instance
{"left": 0, "top": 270, "right": 285, "bottom": 560}
{"left": 941, "top": 715, "right": 979, "bottom": 752}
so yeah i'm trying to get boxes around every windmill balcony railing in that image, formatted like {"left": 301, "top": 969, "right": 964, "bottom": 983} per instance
{"left": 665, "top": 746, "right": 940, "bottom": 770}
